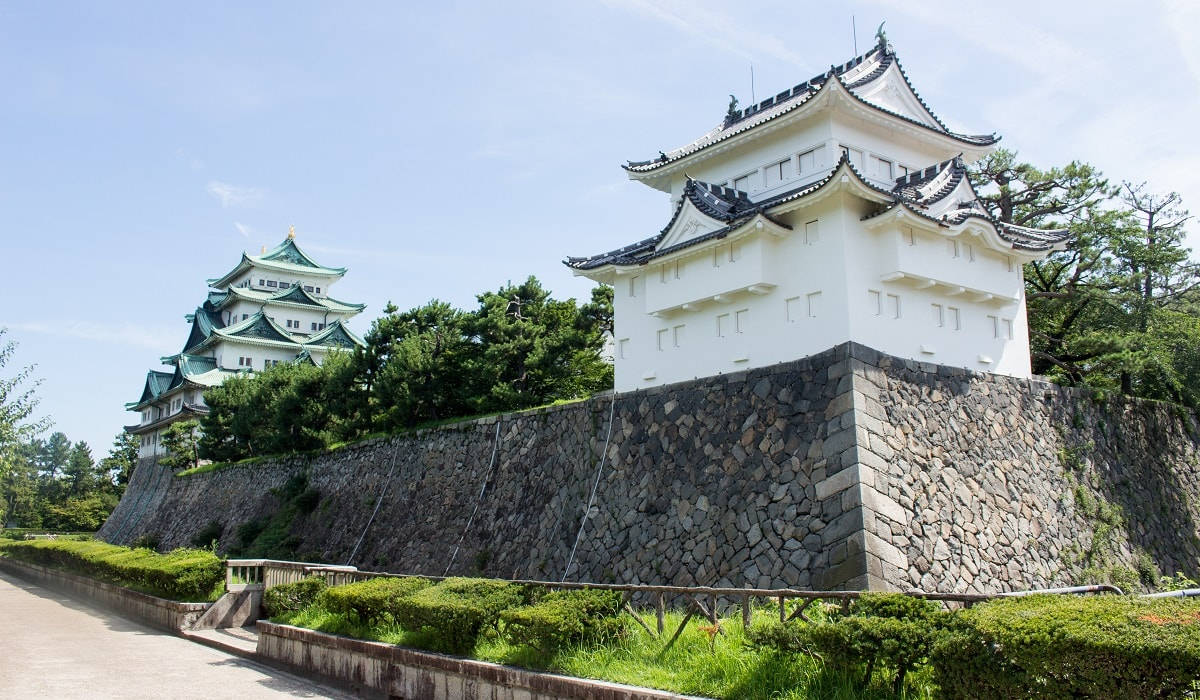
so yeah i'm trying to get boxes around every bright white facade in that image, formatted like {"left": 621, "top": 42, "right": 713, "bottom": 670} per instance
{"left": 567, "top": 37, "right": 1068, "bottom": 392}
{"left": 126, "top": 229, "right": 366, "bottom": 457}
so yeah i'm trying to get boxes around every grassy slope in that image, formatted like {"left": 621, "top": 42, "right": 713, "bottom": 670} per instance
{"left": 280, "top": 605, "right": 933, "bottom": 700}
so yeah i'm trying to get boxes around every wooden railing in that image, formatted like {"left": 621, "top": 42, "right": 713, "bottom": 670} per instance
{"left": 227, "top": 558, "right": 1124, "bottom": 641}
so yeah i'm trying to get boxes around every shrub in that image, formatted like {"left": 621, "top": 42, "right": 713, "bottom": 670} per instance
{"left": 190, "top": 521, "right": 224, "bottom": 549}
{"left": 0, "top": 539, "right": 223, "bottom": 601}
{"left": 501, "top": 589, "right": 626, "bottom": 653}
{"left": 393, "top": 577, "right": 529, "bottom": 654}
{"left": 930, "top": 594, "right": 1200, "bottom": 699}
{"left": 263, "top": 576, "right": 328, "bottom": 618}
{"left": 318, "top": 576, "right": 431, "bottom": 624}
{"left": 749, "top": 593, "right": 948, "bottom": 694}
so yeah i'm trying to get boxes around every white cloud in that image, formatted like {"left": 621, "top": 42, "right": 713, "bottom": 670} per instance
{"left": 206, "top": 180, "right": 263, "bottom": 208}
{"left": 7, "top": 321, "right": 175, "bottom": 350}
{"left": 233, "top": 221, "right": 253, "bottom": 238}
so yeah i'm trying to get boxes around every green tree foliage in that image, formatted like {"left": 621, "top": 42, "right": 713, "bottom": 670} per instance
{"left": 199, "top": 278, "right": 613, "bottom": 462}
{"left": 98, "top": 432, "right": 139, "bottom": 497}
{"left": 0, "top": 329, "right": 50, "bottom": 527}
{"left": 971, "top": 150, "right": 1200, "bottom": 405}
{"left": 159, "top": 420, "right": 201, "bottom": 471}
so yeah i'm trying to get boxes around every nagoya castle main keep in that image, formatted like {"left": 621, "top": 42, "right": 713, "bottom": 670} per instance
{"left": 126, "top": 228, "right": 365, "bottom": 457}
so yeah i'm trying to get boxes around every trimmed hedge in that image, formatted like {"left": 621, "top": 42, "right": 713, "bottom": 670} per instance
{"left": 0, "top": 539, "right": 223, "bottom": 602}
{"left": 931, "top": 594, "right": 1200, "bottom": 699}
{"left": 262, "top": 576, "right": 328, "bottom": 618}
{"left": 317, "top": 576, "right": 431, "bottom": 624}
{"left": 393, "top": 577, "right": 530, "bottom": 654}
{"left": 750, "top": 593, "right": 948, "bottom": 694}
{"left": 501, "top": 589, "right": 626, "bottom": 653}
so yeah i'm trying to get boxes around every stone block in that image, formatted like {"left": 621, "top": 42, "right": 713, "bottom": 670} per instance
{"left": 815, "top": 466, "right": 858, "bottom": 500}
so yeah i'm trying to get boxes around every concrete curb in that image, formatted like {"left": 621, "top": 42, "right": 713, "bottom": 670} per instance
{"left": 0, "top": 557, "right": 211, "bottom": 632}
{"left": 257, "top": 621, "right": 712, "bottom": 700}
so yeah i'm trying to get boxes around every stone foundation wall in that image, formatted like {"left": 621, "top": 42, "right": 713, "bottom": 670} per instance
{"left": 100, "top": 342, "right": 1200, "bottom": 592}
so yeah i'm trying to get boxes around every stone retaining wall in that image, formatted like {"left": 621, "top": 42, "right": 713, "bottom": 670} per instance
{"left": 257, "top": 621, "right": 701, "bottom": 700}
{"left": 0, "top": 557, "right": 211, "bottom": 632}
{"left": 100, "top": 342, "right": 1200, "bottom": 592}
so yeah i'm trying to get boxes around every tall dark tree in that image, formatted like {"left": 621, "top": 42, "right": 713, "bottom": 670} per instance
{"left": 159, "top": 420, "right": 201, "bottom": 471}
{"left": 61, "top": 441, "right": 95, "bottom": 498}
{"left": 471, "top": 277, "right": 612, "bottom": 412}
{"left": 98, "top": 432, "right": 139, "bottom": 496}
{"left": 368, "top": 300, "right": 474, "bottom": 429}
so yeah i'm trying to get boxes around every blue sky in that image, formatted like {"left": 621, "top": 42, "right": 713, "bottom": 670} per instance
{"left": 2, "top": 0, "right": 1197, "bottom": 456}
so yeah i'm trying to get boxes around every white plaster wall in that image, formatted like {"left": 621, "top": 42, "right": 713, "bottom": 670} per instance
{"left": 215, "top": 343, "right": 304, "bottom": 371}
{"left": 611, "top": 191, "right": 1035, "bottom": 391}
{"left": 222, "top": 300, "right": 340, "bottom": 333}
{"left": 613, "top": 198, "right": 854, "bottom": 391}
{"left": 840, "top": 197, "right": 1032, "bottom": 377}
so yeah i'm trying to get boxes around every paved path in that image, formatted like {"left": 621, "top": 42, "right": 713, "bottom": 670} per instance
{"left": 0, "top": 569, "right": 355, "bottom": 699}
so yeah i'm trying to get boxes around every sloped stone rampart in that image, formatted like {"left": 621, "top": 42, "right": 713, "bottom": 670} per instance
{"left": 100, "top": 343, "right": 1200, "bottom": 592}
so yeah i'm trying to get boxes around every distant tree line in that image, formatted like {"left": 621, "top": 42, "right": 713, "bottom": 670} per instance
{"left": 971, "top": 149, "right": 1198, "bottom": 405}
{"left": 1, "top": 327, "right": 137, "bottom": 529}
{"left": 1, "top": 431, "right": 137, "bottom": 530}
{"left": 197, "top": 277, "right": 613, "bottom": 462}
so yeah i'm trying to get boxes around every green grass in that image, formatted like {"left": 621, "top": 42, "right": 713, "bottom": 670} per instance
{"left": 277, "top": 603, "right": 933, "bottom": 699}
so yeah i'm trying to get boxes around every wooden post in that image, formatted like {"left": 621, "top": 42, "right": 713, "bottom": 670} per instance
{"left": 655, "top": 591, "right": 666, "bottom": 635}
{"left": 778, "top": 595, "right": 786, "bottom": 624}
{"left": 709, "top": 594, "right": 718, "bottom": 624}
{"left": 741, "top": 594, "right": 751, "bottom": 629}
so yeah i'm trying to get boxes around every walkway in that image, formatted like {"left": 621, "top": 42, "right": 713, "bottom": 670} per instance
{"left": 0, "top": 569, "right": 354, "bottom": 699}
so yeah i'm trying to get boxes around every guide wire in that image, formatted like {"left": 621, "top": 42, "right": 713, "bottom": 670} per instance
{"left": 346, "top": 440, "right": 402, "bottom": 567}
{"left": 444, "top": 420, "right": 503, "bottom": 576}
{"left": 561, "top": 390, "right": 619, "bottom": 583}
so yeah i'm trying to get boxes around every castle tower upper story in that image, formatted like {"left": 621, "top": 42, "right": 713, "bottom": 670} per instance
{"left": 126, "top": 227, "right": 366, "bottom": 457}
{"left": 566, "top": 37, "right": 1069, "bottom": 392}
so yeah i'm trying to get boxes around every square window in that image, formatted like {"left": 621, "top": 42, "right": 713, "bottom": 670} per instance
{"left": 805, "top": 220, "right": 819, "bottom": 245}
{"left": 868, "top": 290, "right": 882, "bottom": 315}
{"left": 267, "top": 280, "right": 277, "bottom": 288}
{"left": 806, "top": 291, "right": 821, "bottom": 318}
{"left": 628, "top": 275, "right": 639, "bottom": 297}
{"left": 716, "top": 313, "right": 730, "bottom": 337}
{"left": 311, "top": 322, "right": 318, "bottom": 331}
{"left": 887, "top": 294, "right": 901, "bottom": 319}
{"left": 315, "top": 287, "right": 321, "bottom": 293}
{"left": 785, "top": 296, "right": 800, "bottom": 322}
{"left": 932, "top": 303, "right": 944, "bottom": 327}
{"left": 672, "top": 324, "right": 684, "bottom": 347}
{"left": 733, "top": 173, "right": 755, "bottom": 192}
{"left": 304, "top": 285, "right": 314, "bottom": 292}
{"left": 988, "top": 315, "right": 1000, "bottom": 338}
{"left": 948, "top": 306, "right": 961, "bottom": 330}
{"left": 735, "top": 309, "right": 748, "bottom": 334}
{"left": 618, "top": 338, "right": 630, "bottom": 359}
{"left": 656, "top": 328, "right": 669, "bottom": 351}
{"left": 799, "top": 149, "right": 815, "bottom": 173}
{"left": 1003, "top": 318, "right": 1014, "bottom": 339}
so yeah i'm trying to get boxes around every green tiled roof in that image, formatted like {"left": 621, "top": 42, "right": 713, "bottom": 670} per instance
{"left": 126, "top": 370, "right": 174, "bottom": 408}
{"left": 181, "top": 304, "right": 225, "bottom": 354}
{"left": 207, "top": 236, "right": 347, "bottom": 288}
{"left": 217, "top": 285, "right": 365, "bottom": 313}
{"left": 304, "top": 320, "right": 365, "bottom": 349}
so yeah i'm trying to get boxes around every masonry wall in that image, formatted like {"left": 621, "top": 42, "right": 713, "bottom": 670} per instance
{"left": 99, "top": 343, "right": 1200, "bottom": 592}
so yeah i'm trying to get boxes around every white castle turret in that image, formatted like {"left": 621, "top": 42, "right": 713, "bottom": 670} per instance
{"left": 567, "top": 37, "right": 1068, "bottom": 391}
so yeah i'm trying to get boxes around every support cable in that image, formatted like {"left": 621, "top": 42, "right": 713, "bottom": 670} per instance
{"left": 444, "top": 421, "right": 503, "bottom": 576}
{"left": 346, "top": 441, "right": 402, "bottom": 567}
{"left": 562, "top": 391, "right": 619, "bottom": 582}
